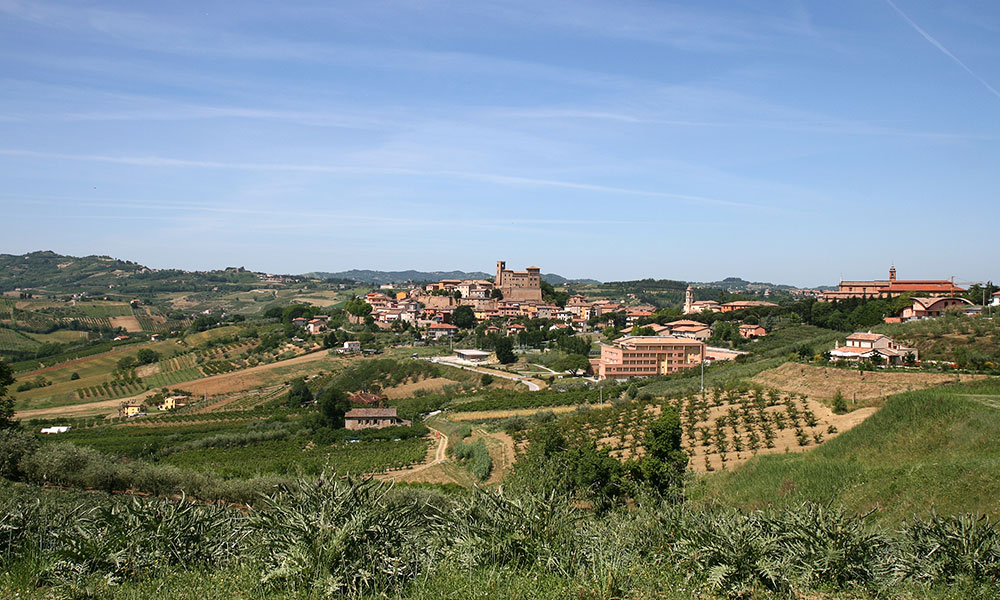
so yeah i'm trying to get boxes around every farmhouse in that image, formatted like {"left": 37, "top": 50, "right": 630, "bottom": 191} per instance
{"left": 344, "top": 408, "right": 411, "bottom": 430}
{"left": 595, "top": 336, "right": 705, "bottom": 380}
{"left": 829, "top": 332, "right": 918, "bottom": 365}
{"left": 118, "top": 402, "right": 144, "bottom": 418}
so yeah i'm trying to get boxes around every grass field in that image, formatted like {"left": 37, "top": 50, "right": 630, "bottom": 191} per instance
{"left": 689, "top": 378, "right": 1000, "bottom": 522}
{"left": 24, "top": 329, "right": 90, "bottom": 344}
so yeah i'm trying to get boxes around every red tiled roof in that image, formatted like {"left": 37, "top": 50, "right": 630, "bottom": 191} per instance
{"left": 429, "top": 323, "right": 458, "bottom": 329}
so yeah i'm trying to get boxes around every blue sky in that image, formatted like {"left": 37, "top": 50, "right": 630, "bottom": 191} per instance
{"left": 1, "top": 0, "right": 998, "bottom": 286}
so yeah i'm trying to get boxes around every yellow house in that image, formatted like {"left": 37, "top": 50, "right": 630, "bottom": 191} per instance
{"left": 158, "top": 396, "right": 177, "bottom": 411}
{"left": 119, "top": 402, "right": 143, "bottom": 418}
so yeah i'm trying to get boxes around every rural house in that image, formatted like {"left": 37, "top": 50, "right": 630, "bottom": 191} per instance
{"left": 344, "top": 408, "right": 411, "bottom": 430}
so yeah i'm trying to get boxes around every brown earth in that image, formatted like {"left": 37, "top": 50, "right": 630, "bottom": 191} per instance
{"left": 109, "top": 316, "right": 143, "bottom": 332}
{"left": 16, "top": 351, "right": 337, "bottom": 420}
{"left": 448, "top": 403, "right": 611, "bottom": 421}
{"left": 751, "top": 362, "right": 980, "bottom": 405}
{"left": 175, "top": 351, "right": 334, "bottom": 396}
{"left": 382, "top": 377, "right": 455, "bottom": 399}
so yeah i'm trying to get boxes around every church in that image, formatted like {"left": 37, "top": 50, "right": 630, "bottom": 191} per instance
{"left": 820, "top": 266, "right": 964, "bottom": 301}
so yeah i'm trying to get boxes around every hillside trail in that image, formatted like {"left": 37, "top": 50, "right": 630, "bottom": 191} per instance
{"left": 428, "top": 357, "right": 546, "bottom": 391}
{"left": 374, "top": 427, "right": 449, "bottom": 480}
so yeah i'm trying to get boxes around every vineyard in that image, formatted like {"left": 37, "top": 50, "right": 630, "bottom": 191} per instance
{"left": 143, "top": 366, "right": 204, "bottom": 388}
{"left": 560, "top": 387, "right": 858, "bottom": 472}
{"left": 0, "top": 327, "right": 40, "bottom": 352}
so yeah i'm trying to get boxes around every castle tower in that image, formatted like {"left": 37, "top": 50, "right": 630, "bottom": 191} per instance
{"left": 684, "top": 285, "right": 694, "bottom": 314}
{"left": 889, "top": 265, "right": 896, "bottom": 281}
{"left": 496, "top": 261, "right": 506, "bottom": 287}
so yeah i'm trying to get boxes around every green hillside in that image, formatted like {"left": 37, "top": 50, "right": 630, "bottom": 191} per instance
{"left": 690, "top": 378, "right": 1000, "bottom": 522}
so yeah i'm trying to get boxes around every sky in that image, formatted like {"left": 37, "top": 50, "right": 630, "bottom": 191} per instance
{"left": 1, "top": 0, "right": 998, "bottom": 286}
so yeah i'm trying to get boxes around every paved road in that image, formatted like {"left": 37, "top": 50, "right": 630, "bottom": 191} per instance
{"left": 429, "top": 357, "right": 543, "bottom": 391}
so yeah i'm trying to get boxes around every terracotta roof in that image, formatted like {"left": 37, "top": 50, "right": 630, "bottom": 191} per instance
{"left": 830, "top": 346, "right": 871, "bottom": 355}
{"left": 345, "top": 408, "right": 399, "bottom": 418}
{"left": 846, "top": 332, "right": 887, "bottom": 341}
{"left": 665, "top": 319, "right": 705, "bottom": 327}
{"left": 429, "top": 323, "right": 458, "bottom": 329}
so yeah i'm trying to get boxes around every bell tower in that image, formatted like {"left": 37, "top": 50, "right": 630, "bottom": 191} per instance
{"left": 495, "top": 261, "right": 506, "bottom": 288}
{"left": 684, "top": 285, "right": 694, "bottom": 314}
{"left": 889, "top": 265, "right": 896, "bottom": 281}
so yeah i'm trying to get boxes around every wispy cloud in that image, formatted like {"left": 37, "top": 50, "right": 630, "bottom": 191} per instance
{"left": 0, "top": 148, "right": 750, "bottom": 208}
{"left": 885, "top": 0, "right": 1000, "bottom": 101}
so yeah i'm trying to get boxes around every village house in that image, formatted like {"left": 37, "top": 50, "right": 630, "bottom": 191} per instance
{"left": 829, "top": 332, "right": 918, "bottom": 365}
{"left": 427, "top": 322, "right": 458, "bottom": 340}
{"left": 341, "top": 340, "right": 361, "bottom": 353}
{"left": 821, "top": 266, "right": 965, "bottom": 301}
{"left": 683, "top": 285, "right": 722, "bottom": 314}
{"left": 506, "top": 323, "right": 526, "bottom": 336}
{"left": 595, "top": 336, "right": 705, "bottom": 380}
{"left": 898, "top": 297, "right": 976, "bottom": 321}
{"left": 739, "top": 324, "right": 767, "bottom": 339}
{"left": 992, "top": 291, "right": 1000, "bottom": 306}
{"left": 305, "top": 318, "right": 327, "bottom": 334}
{"left": 344, "top": 408, "right": 411, "bottom": 430}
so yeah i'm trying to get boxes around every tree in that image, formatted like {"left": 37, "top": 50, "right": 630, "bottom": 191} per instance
{"left": 490, "top": 288, "right": 503, "bottom": 300}
{"left": 0, "top": 361, "right": 16, "bottom": 429}
{"left": 554, "top": 354, "right": 590, "bottom": 375}
{"left": 832, "top": 388, "right": 848, "bottom": 414}
{"left": 452, "top": 305, "right": 475, "bottom": 329}
{"left": 135, "top": 348, "right": 160, "bottom": 365}
{"left": 70, "top": 372, "right": 80, "bottom": 381}
{"left": 344, "top": 298, "right": 373, "bottom": 318}
{"left": 634, "top": 406, "right": 687, "bottom": 497}
{"left": 117, "top": 356, "right": 136, "bottom": 371}
{"left": 480, "top": 373, "right": 494, "bottom": 386}
{"left": 316, "top": 387, "right": 351, "bottom": 428}
{"left": 288, "top": 378, "right": 314, "bottom": 407}
{"left": 494, "top": 336, "right": 516, "bottom": 364}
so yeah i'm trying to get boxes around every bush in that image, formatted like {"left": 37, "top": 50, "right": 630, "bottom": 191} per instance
{"left": 480, "top": 374, "right": 494, "bottom": 386}
{"left": 0, "top": 429, "right": 38, "bottom": 479}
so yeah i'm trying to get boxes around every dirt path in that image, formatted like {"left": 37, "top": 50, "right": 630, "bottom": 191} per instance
{"left": 448, "top": 402, "right": 611, "bottom": 421}
{"left": 374, "top": 427, "right": 449, "bottom": 481}
{"left": 430, "top": 357, "right": 546, "bottom": 391}
{"left": 16, "top": 397, "right": 127, "bottom": 420}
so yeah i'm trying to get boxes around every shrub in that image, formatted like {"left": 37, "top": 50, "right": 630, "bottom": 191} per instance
{"left": 0, "top": 429, "right": 38, "bottom": 479}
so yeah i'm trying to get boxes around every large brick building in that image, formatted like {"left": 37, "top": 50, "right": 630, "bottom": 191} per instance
{"left": 821, "top": 266, "right": 964, "bottom": 301}
{"left": 495, "top": 261, "right": 542, "bottom": 302}
{"left": 595, "top": 336, "right": 705, "bottom": 380}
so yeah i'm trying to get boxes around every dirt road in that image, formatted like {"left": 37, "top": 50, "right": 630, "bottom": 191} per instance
{"left": 430, "top": 357, "right": 545, "bottom": 391}
{"left": 374, "top": 427, "right": 449, "bottom": 481}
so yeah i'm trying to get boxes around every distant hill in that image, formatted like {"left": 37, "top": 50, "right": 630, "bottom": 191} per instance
{"left": 0, "top": 251, "right": 261, "bottom": 294}
{"left": 695, "top": 276, "right": 797, "bottom": 290}
{"left": 307, "top": 269, "right": 599, "bottom": 285}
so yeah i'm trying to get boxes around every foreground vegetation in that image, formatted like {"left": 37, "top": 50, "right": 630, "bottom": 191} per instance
{"left": 1, "top": 475, "right": 996, "bottom": 600}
